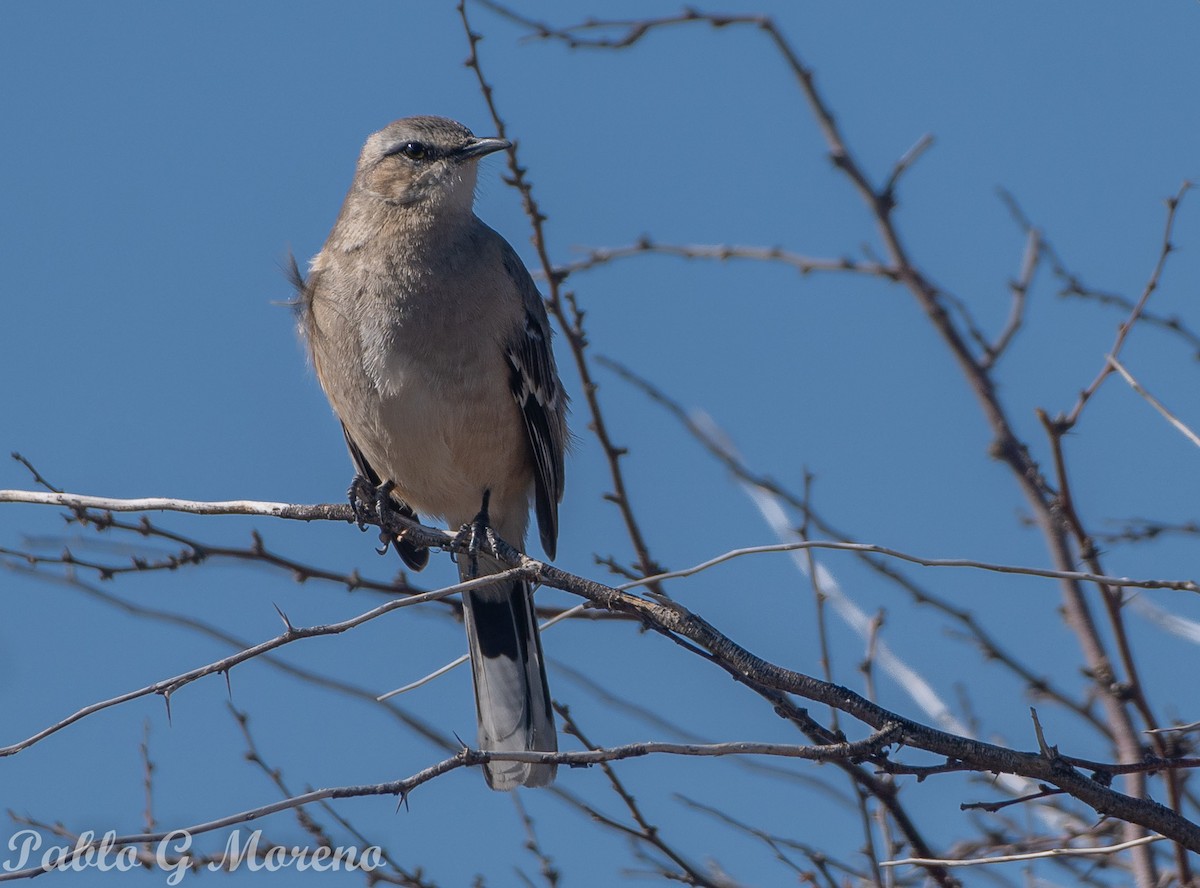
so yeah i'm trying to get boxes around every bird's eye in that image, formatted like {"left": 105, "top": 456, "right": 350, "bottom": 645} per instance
{"left": 400, "top": 141, "right": 428, "bottom": 160}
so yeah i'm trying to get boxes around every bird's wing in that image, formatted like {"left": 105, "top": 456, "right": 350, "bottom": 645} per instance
{"left": 500, "top": 243, "right": 568, "bottom": 561}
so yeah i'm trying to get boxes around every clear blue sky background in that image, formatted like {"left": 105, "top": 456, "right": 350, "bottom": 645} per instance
{"left": 2, "top": 2, "right": 1199, "bottom": 885}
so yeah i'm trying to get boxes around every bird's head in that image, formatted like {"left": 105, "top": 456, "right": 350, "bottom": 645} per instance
{"left": 354, "top": 116, "right": 510, "bottom": 215}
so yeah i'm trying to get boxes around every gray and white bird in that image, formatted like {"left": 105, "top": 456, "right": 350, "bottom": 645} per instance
{"left": 295, "top": 116, "right": 567, "bottom": 790}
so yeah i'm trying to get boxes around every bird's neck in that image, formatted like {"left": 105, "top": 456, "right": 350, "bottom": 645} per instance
{"left": 334, "top": 196, "right": 479, "bottom": 254}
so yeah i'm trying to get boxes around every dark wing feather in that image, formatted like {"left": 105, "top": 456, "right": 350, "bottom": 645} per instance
{"left": 500, "top": 245, "right": 568, "bottom": 560}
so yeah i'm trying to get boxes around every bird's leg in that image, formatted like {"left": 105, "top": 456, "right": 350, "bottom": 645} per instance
{"left": 454, "top": 489, "right": 495, "bottom": 579}
{"left": 371, "top": 480, "right": 405, "bottom": 556}
{"left": 347, "top": 475, "right": 398, "bottom": 555}
{"left": 352, "top": 479, "right": 429, "bottom": 569}
{"left": 347, "top": 474, "right": 378, "bottom": 530}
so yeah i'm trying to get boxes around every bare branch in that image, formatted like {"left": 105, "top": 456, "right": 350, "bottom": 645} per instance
{"left": 0, "top": 731, "right": 899, "bottom": 882}
{"left": 983, "top": 225, "right": 1041, "bottom": 369}
{"left": 551, "top": 238, "right": 896, "bottom": 281}
{"left": 883, "top": 834, "right": 1166, "bottom": 870}
{"left": 1063, "top": 181, "right": 1193, "bottom": 428}
{"left": 0, "top": 572, "right": 517, "bottom": 758}
{"left": 1107, "top": 356, "right": 1200, "bottom": 448}
{"left": 458, "top": 0, "right": 668, "bottom": 586}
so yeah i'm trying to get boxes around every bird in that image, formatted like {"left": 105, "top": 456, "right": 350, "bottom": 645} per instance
{"left": 294, "top": 115, "right": 568, "bottom": 790}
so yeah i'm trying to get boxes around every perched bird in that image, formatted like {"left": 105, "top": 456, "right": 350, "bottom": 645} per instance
{"left": 295, "top": 116, "right": 568, "bottom": 789}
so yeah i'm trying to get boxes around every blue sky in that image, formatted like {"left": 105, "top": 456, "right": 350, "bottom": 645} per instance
{"left": 3, "top": 2, "right": 1200, "bottom": 885}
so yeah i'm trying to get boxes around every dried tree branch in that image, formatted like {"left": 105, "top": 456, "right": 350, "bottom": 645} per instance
{"left": 1062, "top": 181, "right": 1193, "bottom": 429}
{"left": 0, "top": 571, "right": 508, "bottom": 757}
{"left": 7, "top": 490, "right": 1195, "bottom": 594}
{"left": 458, "top": 0, "right": 668, "bottom": 586}
{"left": 0, "top": 730, "right": 899, "bottom": 882}
{"left": 551, "top": 238, "right": 896, "bottom": 281}
{"left": 1107, "top": 356, "right": 1200, "bottom": 448}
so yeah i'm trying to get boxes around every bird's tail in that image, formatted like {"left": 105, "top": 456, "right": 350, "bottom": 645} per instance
{"left": 460, "top": 557, "right": 557, "bottom": 790}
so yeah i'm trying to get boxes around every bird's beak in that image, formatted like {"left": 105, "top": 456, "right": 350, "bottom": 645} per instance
{"left": 455, "top": 137, "right": 511, "bottom": 160}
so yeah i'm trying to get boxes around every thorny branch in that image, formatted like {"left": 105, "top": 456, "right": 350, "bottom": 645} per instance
{"left": 5, "top": 5, "right": 1197, "bottom": 886}
{"left": 999, "top": 187, "right": 1200, "bottom": 359}
{"left": 0, "top": 729, "right": 900, "bottom": 883}
{"left": 458, "top": 0, "right": 668, "bottom": 588}
{"left": 487, "top": 8, "right": 1194, "bottom": 884}
{"left": 4, "top": 489, "right": 1195, "bottom": 595}
{"left": 6, "top": 489, "right": 1200, "bottom": 858}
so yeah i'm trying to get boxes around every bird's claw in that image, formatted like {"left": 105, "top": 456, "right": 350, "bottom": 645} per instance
{"left": 347, "top": 474, "right": 378, "bottom": 531}
{"left": 370, "top": 481, "right": 402, "bottom": 555}
{"left": 454, "top": 490, "right": 494, "bottom": 578}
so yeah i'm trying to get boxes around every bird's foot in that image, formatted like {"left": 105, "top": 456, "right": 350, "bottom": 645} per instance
{"left": 352, "top": 479, "right": 429, "bottom": 569}
{"left": 347, "top": 474, "right": 378, "bottom": 531}
{"left": 454, "top": 490, "right": 494, "bottom": 579}
{"left": 372, "top": 481, "right": 403, "bottom": 556}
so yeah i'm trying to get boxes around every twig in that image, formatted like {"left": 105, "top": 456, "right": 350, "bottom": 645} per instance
{"left": 882, "top": 834, "right": 1166, "bottom": 869}
{"left": 8, "top": 490, "right": 1195, "bottom": 594}
{"left": 459, "top": 0, "right": 668, "bottom": 586}
{"left": 677, "top": 795, "right": 868, "bottom": 887}
{"left": 600, "top": 354, "right": 1106, "bottom": 733}
{"left": 377, "top": 603, "right": 589, "bottom": 700}
{"left": 1107, "top": 356, "right": 1200, "bottom": 448}
{"left": 11, "top": 452, "right": 62, "bottom": 492}
{"left": 621, "top": 537, "right": 1200, "bottom": 595}
{"left": 552, "top": 704, "right": 723, "bottom": 887}
{"left": 882, "top": 132, "right": 935, "bottom": 201}
{"left": 550, "top": 239, "right": 896, "bottom": 281}
{"left": 0, "top": 572, "right": 518, "bottom": 757}
{"left": 983, "top": 225, "right": 1041, "bottom": 369}
{"left": 1063, "top": 181, "right": 1193, "bottom": 428}
{"left": 512, "top": 794, "right": 559, "bottom": 888}
{"left": 0, "top": 489, "right": 353, "bottom": 522}
{"left": 998, "top": 189, "right": 1200, "bottom": 358}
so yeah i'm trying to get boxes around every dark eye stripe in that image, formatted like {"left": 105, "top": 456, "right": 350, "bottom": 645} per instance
{"left": 384, "top": 140, "right": 431, "bottom": 161}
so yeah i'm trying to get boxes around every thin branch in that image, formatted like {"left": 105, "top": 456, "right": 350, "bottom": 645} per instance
{"left": 8, "top": 490, "right": 1196, "bottom": 595}
{"left": 10, "top": 452, "right": 62, "bottom": 492}
{"left": 0, "top": 731, "right": 899, "bottom": 883}
{"left": 0, "top": 489, "right": 351, "bottom": 521}
{"left": 677, "top": 795, "right": 869, "bottom": 887}
{"left": 998, "top": 189, "right": 1200, "bottom": 359}
{"left": 377, "top": 603, "right": 592, "bottom": 700}
{"left": 553, "top": 703, "right": 726, "bottom": 888}
{"left": 505, "top": 13, "right": 1185, "bottom": 880}
{"left": 882, "top": 834, "right": 1166, "bottom": 869}
{"left": 512, "top": 794, "right": 560, "bottom": 888}
{"left": 1107, "top": 356, "right": 1200, "bottom": 448}
{"left": 551, "top": 238, "right": 896, "bottom": 281}
{"left": 459, "top": 0, "right": 668, "bottom": 586}
{"left": 882, "top": 132, "right": 935, "bottom": 200}
{"left": 7, "top": 561, "right": 459, "bottom": 751}
{"left": 0, "top": 571, "right": 517, "bottom": 757}
{"left": 982, "top": 225, "right": 1041, "bottom": 369}
{"left": 1063, "top": 181, "right": 1193, "bottom": 428}
{"left": 599, "top": 355, "right": 1106, "bottom": 734}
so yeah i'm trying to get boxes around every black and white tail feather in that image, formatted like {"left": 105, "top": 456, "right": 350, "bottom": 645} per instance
{"left": 461, "top": 554, "right": 557, "bottom": 789}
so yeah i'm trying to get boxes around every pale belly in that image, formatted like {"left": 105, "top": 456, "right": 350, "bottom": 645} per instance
{"left": 358, "top": 360, "right": 534, "bottom": 541}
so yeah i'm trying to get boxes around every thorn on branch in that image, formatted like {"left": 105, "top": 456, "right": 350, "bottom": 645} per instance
{"left": 1029, "top": 708, "right": 1059, "bottom": 760}
{"left": 273, "top": 603, "right": 295, "bottom": 633}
